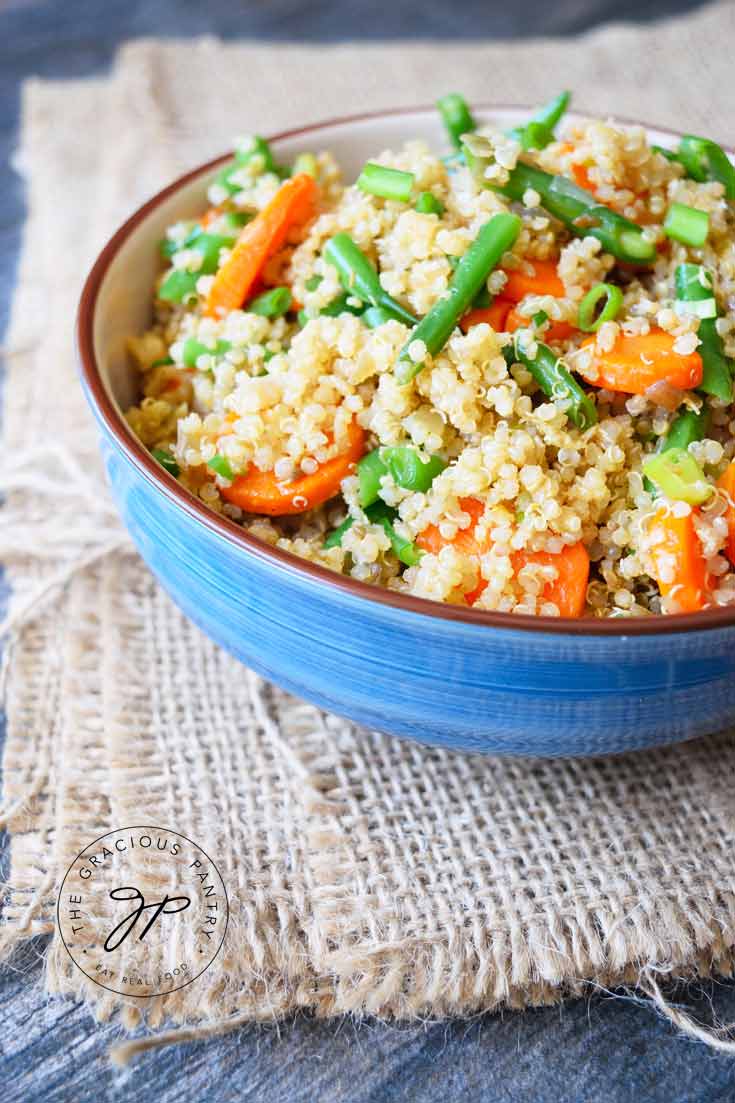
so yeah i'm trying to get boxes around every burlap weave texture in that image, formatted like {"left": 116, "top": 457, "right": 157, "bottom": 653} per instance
{"left": 2, "top": 3, "right": 735, "bottom": 1038}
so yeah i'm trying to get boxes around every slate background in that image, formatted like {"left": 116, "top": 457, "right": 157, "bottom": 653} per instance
{"left": 2, "top": 2, "right": 735, "bottom": 1099}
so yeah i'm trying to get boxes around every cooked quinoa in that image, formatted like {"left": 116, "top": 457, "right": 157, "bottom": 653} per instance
{"left": 126, "top": 95, "right": 735, "bottom": 618}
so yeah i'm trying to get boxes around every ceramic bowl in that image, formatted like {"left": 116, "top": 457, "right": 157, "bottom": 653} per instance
{"left": 78, "top": 106, "right": 735, "bottom": 756}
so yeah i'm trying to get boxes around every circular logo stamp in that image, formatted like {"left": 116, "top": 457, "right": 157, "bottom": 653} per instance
{"left": 56, "top": 826, "right": 229, "bottom": 998}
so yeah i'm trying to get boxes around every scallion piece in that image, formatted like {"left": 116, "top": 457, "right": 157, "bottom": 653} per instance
{"left": 437, "top": 93, "right": 476, "bottom": 150}
{"left": 182, "top": 337, "right": 231, "bottom": 368}
{"left": 415, "top": 192, "right": 445, "bottom": 216}
{"left": 247, "top": 286, "right": 293, "bottom": 318}
{"left": 207, "top": 455, "right": 235, "bottom": 481}
{"left": 664, "top": 202, "right": 709, "bottom": 247}
{"left": 357, "top": 162, "right": 415, "bottom": 202}
{"left": 152, "top": 448, "right": 180, "bottom": 477}
{"left": 578, "top": 283, "right": 623, "bottom": 333}
{"left": 642, "top": 446, "right": 713, "bottom": 505}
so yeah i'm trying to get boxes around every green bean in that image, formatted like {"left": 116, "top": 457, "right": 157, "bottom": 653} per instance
{"left": 675, "top": 263, "right": 733, "bottom": 401}
{"left": 437, "top": 93, "right": 476, "bottom": 150}
{"left": 152, "top": 448, "right": 180, "bottom": 477}
{"left": 677, "top": 135, "right": 735, "bottom": 199}
{"left": 488, "top": 160, "right": 657, "bottom": 266}
{"left": 323, "top": 234, "right": 418, "bottom": 326}
{"left": 643, "top": 408, "right": 709, "bottom": 496}
{"left": 507, "top": 91, "right": 571, "bottom": 151}
{"left": 214, "top": 136, "right": 278, "bottom": 195}
{"left": 415, "top": 192, "right": 445, "bottom": 216}
{"left": 361, "top": 306, "right": 397, "bottom": 329}
{"left": 158, "top": 269, "right": 199, "bottom": 304}
{"left": 247, "top": 286, "right": 293, "bottom": 318}
{"left": 357, "top": 162, "right": 415, "bottom": 202}
{"left": 358, "top": 445, "right": 447, "bottom": 506}
{"left": 325, "top": 501, "right": 423, "bottom": 566}
{"left": 395, "top": 213, "right": 521, "bottom": 383}
{"left": 182, "top": 337, "right": 231, "bottom": 368}
{"left": 505, "top": 336, "right": 597, "bottom": 430}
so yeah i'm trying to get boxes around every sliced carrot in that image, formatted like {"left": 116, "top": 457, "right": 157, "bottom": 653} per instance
{"left": 205, "top": 174, "right": 318, "bottom": 319}
{"left": 460, "top": 300, "right": 512, "bottom": 334}
{"left": 647, "top": 505, "right": 709, "bottom": 612}
{"left": 571, "top": 161, "right": 594, "bottom": 192}
{"left": 716, "top": 462, "right": 735, "bottom": 566}
{"left": 221, "top": 418, "right": 365, "bottom": 516}
{"left": 505, "top": 305, "right": 577, "bottom": 343}
{"left": 501, "top": 259, "right": 565, "bottom": 303}
{"left": 578, "top": 330, "right": 703, "bottom": 395}
{"left": 416, "top": 496, "right": 589, "bottom": 615}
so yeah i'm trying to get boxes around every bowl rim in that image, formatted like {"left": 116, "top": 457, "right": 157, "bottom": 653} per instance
{"left": 77, "top": 102, "right": 735, "bottom": 637}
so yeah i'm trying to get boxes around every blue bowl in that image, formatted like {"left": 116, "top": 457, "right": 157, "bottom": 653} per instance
{"left": 78, "top": 106, "right": 735, "bottom": 757}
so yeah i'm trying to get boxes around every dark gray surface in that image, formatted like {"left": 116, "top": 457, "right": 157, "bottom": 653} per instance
{"left": 3, "top": 2, "right": 735, "bottom": 1099}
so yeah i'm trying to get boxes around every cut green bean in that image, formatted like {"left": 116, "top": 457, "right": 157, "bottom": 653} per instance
{"left": 490, "top": 161, "right": 657, "bottom": 266}
{"left": 664, "top": 202, "right": 709, "bottom": 247}
{"left": 415, "top": 191, "right": 445, "bottom": 216}
{"left": 207, "top": 455, "right": 235, "bottom": 480}
{"left": 642, "top": 447, "right": 713, "bottom": 504}
{"left": 247, "top": 286, "right": 293, "bottom": 318}
{"left": 323, "top": 234, "right": 418, "bottom": 326}
{"left": 182, "top": 337, "right": 231, "bottom": 368}
{"left": 357, "top": 162, "right": 415, "bottom": 202}
{"left": 507, "top": 91, "right": 571, "bottom": 151}
{"left": 158, "top": 269, "right": 199, "bottom": 303}
{"left": 151, "top": 356, "right": 175, "bottom": 368}
{"left": 358, "top": 445, "right": 447, "bottom": 506}
{"left": 437, "top": 93, "right": 476, "bottom": 150}
{"left": 361, "top": 306, "right": 396, "bottom": 329}
{"left": 506, "top": 336, "right": 597, "bottom": 430}
{"left": 152, "top": 448, "right": 180, "bottom": 477}
{"left": 675, "top": 263, "right": 733, "bottom": 401}
{"left": 578, "top": 283, "right": 623, "bottom": 333}
{"left": 325, "top": 501, "right": 423, "bottom": 566}
{"left": 643, "top": 407, "right": 709, "bottom": 494}
{"left": 396, "top": 213, "right": 521, "bottom": 383}
{"left": 677, "top": 135, "right": 735, "bottom": 199}
{"left": 213, "top": 136, "right": 278, "bottom": 195}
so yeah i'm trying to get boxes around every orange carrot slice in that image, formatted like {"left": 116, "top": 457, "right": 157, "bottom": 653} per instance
{"left": 717, "top": 462, "right": 735, "bottom": 566}
{"left": 505, "top": 305, "right": 577, "bottom": 343}
{"left": 578, "top": 330, "right": 703, "bottom": 395}
{"left": 417, "top": 496, "right": 589, "bottom": 614}
{"left": 205, "top": 174, "right": 318, "bottom": 319}
{"left": 222, "top": 418, "right": 365, "bottom": 516}
{"left": 647, "top": 505, "right": 709, "bottom": 612}
{"left": 460, "top": 300, "right": 512, "bottom": 334}
{"left": 501, "top": 259, "right": 565, "bottom": 303}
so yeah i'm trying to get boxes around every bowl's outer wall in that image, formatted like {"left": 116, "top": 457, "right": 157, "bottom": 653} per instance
{"left": 86, "top": 107, "right": 735, "bottom": 756}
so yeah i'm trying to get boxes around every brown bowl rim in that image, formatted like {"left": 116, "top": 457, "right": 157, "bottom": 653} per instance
{"left": 77, "top": 103, "right": 735, "bottom": 637}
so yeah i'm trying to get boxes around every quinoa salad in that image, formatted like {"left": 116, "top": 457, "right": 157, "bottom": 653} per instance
{"left": 126, "top": 92, "right": 735, "bottom": 618}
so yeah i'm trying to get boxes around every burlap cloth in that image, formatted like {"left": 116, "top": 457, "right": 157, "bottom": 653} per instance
{"left": 3, "top": 1, "right": 735, "bottom": 1059}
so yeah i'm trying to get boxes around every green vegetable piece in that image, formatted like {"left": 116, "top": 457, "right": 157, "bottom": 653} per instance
{"left": 158, "top": 269, "right": 199, "bottom": 303}
{"left": 323, "top": 234, "right": 418, "bottom": 326}
{"left": 324, "top": 502, "right": 422, "bottom": 566}
{"left": 324, "top": 514, "right": 354, "bottom": 549}
{"left": 152, "top": 448, "right": 180, "bottom": 477}
{"left": 357, "top": 449, "right": 388, "bottom": 507}
{"left": 677, "top": 135, "right": 735, "bottom": 199}
{"left": 507, "top": 91, "right": 571, "bottom": 151}
{"left": 437, "top": 93, "right": 476, "bottom": 150}
{"left": 292, "top": 152, "right": 318, "bottom": 178}
{"left": 651, "top": 144, "right": 679, "bottom": 163}
{"left": 207, "top": 455, "right": 235, "bottom": 481}
{"left": 247, "top": 286, "right": 293, "bottom": 318}
{"left": 305, "top": 274, "right": 322, "bottom": 291}
{"left": 361, "top": 306, "right": 396, "bottom": 329}
{"left": 357, "top": 162, "right": 415, "bottom": 202}
{"left": 234, "top": 135, "right": 277, "bottom": 173}
{"left": 415, "top": 192, "right": 445, "bottom": 216}
{"left": 577, "top": 283, "right": 623, "bottom": 333}
{"left": 642, "top": 446, "right": 713, "bottom": 504}
{"left": 151, "top": 356, "right": 175, "bottom": 368}
{"left": 160, "top": 222, "right": 198, "bottom": 258}
{"left": 664, "top": 202, "right": 709, "bottom": 247}
{"left": 182, "top": 337, "right": 231, "bottom": 368}
{"left": 381, "top": 446, "right": 447, "bottom": 493}
{"left": 675, "top": 263, "right": 733, "bottom": 401}
{"left": 396, "top": 213, "right": 521, "bottom": 383}
{"left": 491, "top": 161, "right": 657, "bottom": 266}
{"left": 224, "top": 211, "right": 253, "bottom": 230}
{"left": 643, "top": 407, "right": 709, "bottom": 495}
{"left": 506, "top": 336, "right": 597, "bottom": 431}
{"left": 192, "top": 232, "right": 236, "bottom": 274}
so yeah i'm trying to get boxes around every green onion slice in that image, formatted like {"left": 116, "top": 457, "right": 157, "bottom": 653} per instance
{"left": 577, "top": 283, "right": 624, "bottom": 333}
{"left": 207, "top": 455, "right": 235, "bottom": 481}
{"left": 642, "top": 446, "right": 713, "bottom": 505}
